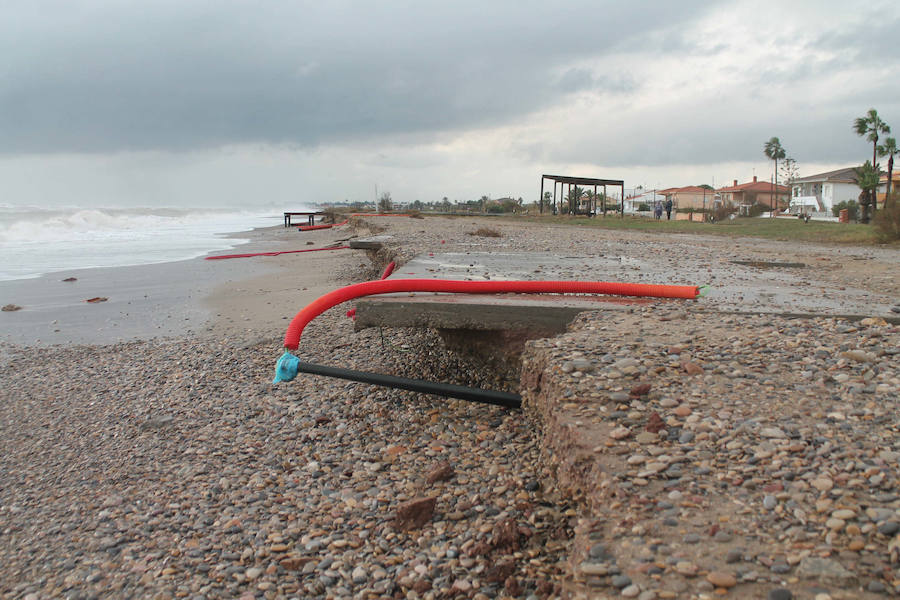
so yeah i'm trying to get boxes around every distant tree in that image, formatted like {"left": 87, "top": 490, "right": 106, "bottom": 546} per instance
{"left": 878, "top": 137, "right": 897, "bottom": 209}
{"left": 854, "top": 109, "right": 891, "bottom": 214}
{"left": 479, "top": 195, "right": 490, "bottom": 212}
{"left": 853, "top": 160, "right": 882, "bottom": 223}
{"left": 566, "top": 186, "right": 583, "bottom": 214}
{"left": 697, "top": 184, "right": 714, "bottom": 190}
{"left": 411, "top": 199, "right": 424, "bottom": 211}
{"left": 764, "top": 137, "right": 787, "bottom": 212}
{"left": 779, "top": 157, "right": 799, "bottom": 187}
{"left": 378, "top": 192, "right": 393, "bottom": 212}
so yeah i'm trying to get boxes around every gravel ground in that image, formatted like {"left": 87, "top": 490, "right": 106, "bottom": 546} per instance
{"left": 1, "top": 215, "right": 898, "bottom": 600}
{"left": 524, "top": 307, "right": 900, "bottom": 600}
{"left": 0, "top": 316, "right": 572, "bottom": 600}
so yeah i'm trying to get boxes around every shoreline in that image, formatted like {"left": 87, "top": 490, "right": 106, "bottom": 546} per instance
{"left": 0, "top": 223, "right": 361, "bottom": 347}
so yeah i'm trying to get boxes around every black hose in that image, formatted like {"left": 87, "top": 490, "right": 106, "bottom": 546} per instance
{"left": 294, "top": 361, "right": 522, "bottom": 409}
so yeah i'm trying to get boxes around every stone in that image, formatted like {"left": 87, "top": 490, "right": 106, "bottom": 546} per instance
{"left": 682, "top": 361, "right": 704, "bottom": 375}
{"left": 877, "top": 521, "right": 899, "bottom": 536}
{"left": 795, "top": 557, "right": 857, "bottom": 586}
{"left": 588, "top": 543, "right": 609, "bottom": 560}
{"left": 611, "top": 426, "right": 631, "bottom": 440}
{"left": 675, "top": 561, "right": 698, "bottom": 576}
{"left": 612, "top": 574, "right": 632, "bottom": 588}
{"left": 811, "top": 478, "right": 834, "bottom": 492}
{"left": 673, "top": 405, "right": 691, "bottom": 417}
{"left": 760, "top": 427, "right": 787, "bottom": 439}
{"left": 636, "top": 432, "right": 658, "bottom": 444}
{"left": 393, "top": 496, "right": 437, "bottom": 530}
{"left": 630, "top": 383, "right": 652, "bottom": 397}
{"left": 622, "top": 584, "right": 640, "bottom": 597}
{"left": 767, "top": 589, "right": 793, "bottom": 600}
{"left": 351, "top": 566, "right": 367, "bottom": 584}
{"left": 580, "top": 562, "right": 608, "bottom": 576}
{"left": 706, "top": 571, "right": 737, "bottom": 588}
{"left": 491, "top": 518, "right": 521, "bottom": 551}
{"left": 425, "top": 461, "right": 455, "bottom": 484}
{"left": 841, "top": 350, "right": 876, "bottom": 363}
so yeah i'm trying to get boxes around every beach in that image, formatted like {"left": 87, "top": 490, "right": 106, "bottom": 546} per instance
{"left": 2, "top": 215, "right": 899, "bottom": 599}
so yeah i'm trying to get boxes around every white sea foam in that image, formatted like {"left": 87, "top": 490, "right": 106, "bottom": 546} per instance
{"left": 0, "top": 206, "right": 295, "bottom": 281}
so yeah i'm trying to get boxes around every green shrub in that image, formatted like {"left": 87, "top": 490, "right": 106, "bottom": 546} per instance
{"left": 748, "top": 203, "right": 766, "bottom": 217}
{"left": 832, "top": 200, "right": 859, "bottom": 221}
{"left": 872, "top": 194, "right": 900, "bottom": 241}
{"left": 712, "top": 204, "right": 735, "bottom": 223}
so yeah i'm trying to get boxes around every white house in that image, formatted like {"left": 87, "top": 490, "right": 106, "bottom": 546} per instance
{"left": 790, "top": 167, "right": 861, "bottom": 216}
{"left": 623, "top": 190, "right": 665, "bottom": 214}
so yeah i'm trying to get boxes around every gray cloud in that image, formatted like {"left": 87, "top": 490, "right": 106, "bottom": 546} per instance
{"left": 0, "top": 0, "right": 713, "bottom": 153}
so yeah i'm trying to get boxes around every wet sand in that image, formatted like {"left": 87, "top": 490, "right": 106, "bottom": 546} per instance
{"left": 0, "top": 225, "right": 364, "bottom": 347}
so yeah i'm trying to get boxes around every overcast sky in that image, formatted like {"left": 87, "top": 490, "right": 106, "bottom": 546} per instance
{"left": 2, "top": 0, "right": 899, "bottom": 208}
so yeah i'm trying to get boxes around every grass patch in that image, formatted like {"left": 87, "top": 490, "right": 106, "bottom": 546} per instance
{"left": 508, "top": 214, "right": 888, "bottom": 245}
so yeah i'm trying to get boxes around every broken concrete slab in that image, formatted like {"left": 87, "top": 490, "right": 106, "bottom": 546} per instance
{"left": 348, "top": 235, "right": 396, "bottom": 250}
{"left": 355, "top": 251, "right": 899, "bottom": 333}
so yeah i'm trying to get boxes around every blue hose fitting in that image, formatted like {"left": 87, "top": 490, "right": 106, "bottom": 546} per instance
{"left": 273, "top": 351, "right": 300, "bottom": 383}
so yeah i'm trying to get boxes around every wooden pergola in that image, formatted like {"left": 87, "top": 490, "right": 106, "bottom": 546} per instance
{"left": 540, "top": 174, "right": 625, "bottom": 216}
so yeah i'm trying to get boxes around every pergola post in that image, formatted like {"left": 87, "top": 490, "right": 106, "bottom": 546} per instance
{"left": 539, "top": 176, "right": 545, "bottom": 214}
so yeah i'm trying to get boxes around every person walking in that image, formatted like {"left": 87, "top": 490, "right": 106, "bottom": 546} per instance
{"left": 665, "top": 198, "right": 673, "bottom": 220}
{"left": 654, "top": 200, "right": 663, "bottom": 220}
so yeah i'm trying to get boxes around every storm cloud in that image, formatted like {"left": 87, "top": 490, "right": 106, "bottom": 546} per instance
{"left": 0, "top": 1, "right": 711, "bottom": 153}
{"left": 1, "top": 0, "right": 898, "bottom": 206}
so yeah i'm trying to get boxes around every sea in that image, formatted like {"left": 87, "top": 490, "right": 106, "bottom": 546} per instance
{"left": 0, "top": 205, "right": 297, "bottom": 282}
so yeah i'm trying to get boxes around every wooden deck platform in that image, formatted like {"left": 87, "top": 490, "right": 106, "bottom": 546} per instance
{"left": 283, "top": 211, "right": 325, "bottom": 227}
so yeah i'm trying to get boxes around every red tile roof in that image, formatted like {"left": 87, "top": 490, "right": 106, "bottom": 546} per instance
{"left": 660, "top": 186, "right": 714, "bottom": 194}
{"left": 717, "top": 181, "right": 790, "bottom": 193}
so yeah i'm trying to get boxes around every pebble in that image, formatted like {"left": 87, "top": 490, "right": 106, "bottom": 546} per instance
{"left": 877, "top": 521, "right": 899, "bottom": 535}
{"left": 706, "top": 571, "right": 737, "bottom": 588}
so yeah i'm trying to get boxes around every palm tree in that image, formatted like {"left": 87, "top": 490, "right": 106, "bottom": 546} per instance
{"left": 853, "top": 160, "right": 882, "bottom": 223}
{"left": 854, "top": 109, "right": 891, "bottom": 214}
{"left": 878, "top": 137, "right": 897, "bottom": 209}
{"left": 764, "top": 137, "right": 786, "bottom": 213}
{"left": 855, "top": 108, "right": 891, "bottom": 167}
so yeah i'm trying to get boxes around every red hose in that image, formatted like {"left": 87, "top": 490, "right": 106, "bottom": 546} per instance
{"left": 380, "top": 262, "right": 396, "bottom": 279}
{"left": 298, "top": 219, "right": 349, "bottom": 231}
{"left": 283, "top": 279, "right": 699, "bottom": 350}
{"left": 205, "top": 245, "right": 349, "bottom": 260}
